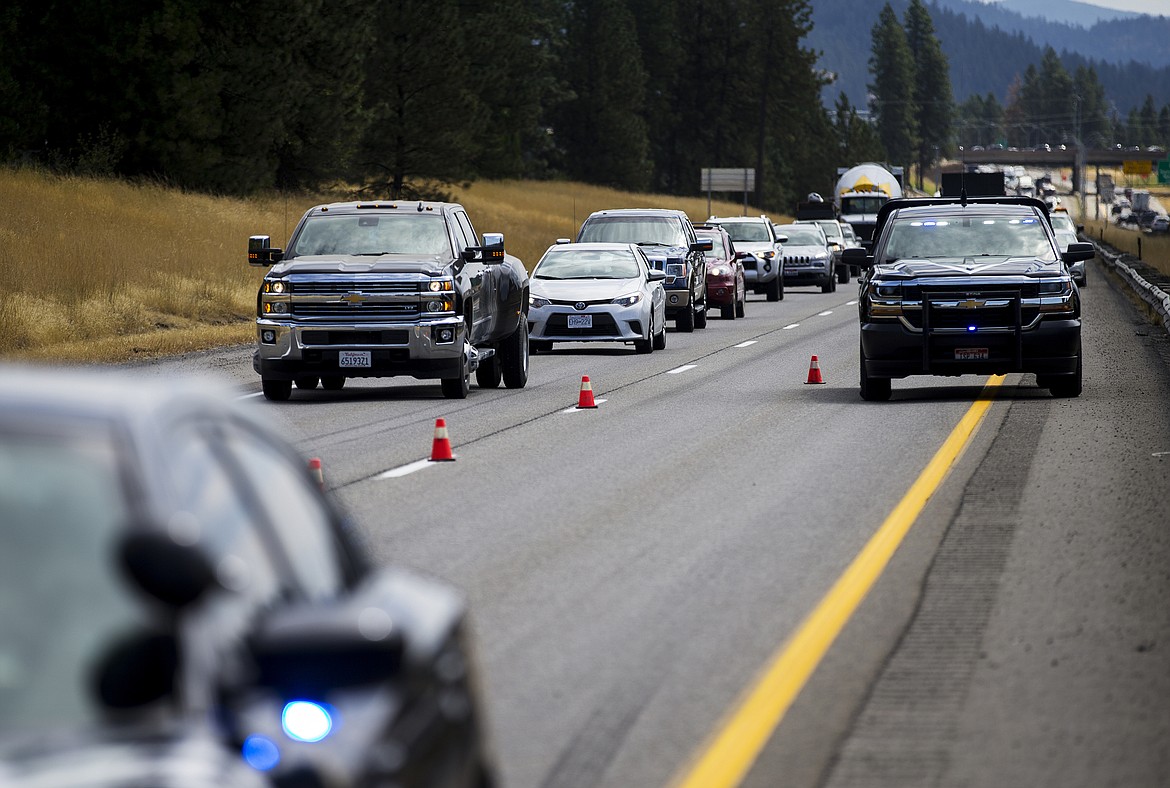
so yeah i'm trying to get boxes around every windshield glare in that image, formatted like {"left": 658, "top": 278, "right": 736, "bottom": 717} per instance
{"left": 291, "top": 213, "right": 451, "bottom": 257}
{"left": 777, "top": 228, "right": 825, "bottom": 246}
{"left": 714, "top": 222, "right": 771, "bottom": 243}
{"left": 578, "top": 216, "right": 686, "bottom": 246}
{"left": 885, "top": 216, "right": 1058, "bottom": 261}
{"left": 535, "top": 249, "right": 642, "bottom": 280}
{"left": 0, "top": 424, "right": 148, "bottom": 735}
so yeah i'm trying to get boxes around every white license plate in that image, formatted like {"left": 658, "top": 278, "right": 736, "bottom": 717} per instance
{"left": 955, "top": 348, "right": 989, "bottom": 360}
{"left": 567, "top": 314, "right": 593, "bottom": 329}
{"left": 338, "top": 350, "right": 372, "bottom": 368}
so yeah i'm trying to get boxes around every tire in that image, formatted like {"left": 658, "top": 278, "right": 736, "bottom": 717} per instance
{"left": 294, "top": 376, "right": 319, "bottom": 390}
{"left": 1048, "top": 348, "right": 1082, "bottom": 398}
{"left": 694, "top": 301, "right": 708, "bottom": 329}
{"left": 530, "top": 339, "right": 552, "bottom": 353}
{"left": 653, "top": 315, "right": 667, "bottom": 349}
{"left": 837, "top": 264, "right": 851, "bottom": 285}
{"left": 831, "top": 273, "right": 838, "bottom": 292}
{"left": 262, "top": 379, "right": 292, "bottom": 401}
{"left": 320, "top": 376, "right": 345, "bottom": 391}
{"left": 765, "top": 275, "right": 781, "bottom": 302}
{"left": 720, "top": 302, "right": 735, "bottom": 319}
{"left": 441, "top": 342, "right": 471, "bottom": 399}
{"left": 475, "top": 355, "right": 502, "bottom": 388}
{"left": 859, "top": 339, "right": 891, "bottom": 401}
{"left": 821, "top": 277, "right": 834, "bottom": 294}
{"left": 676, "top": 300, "right": 695, "bottom": 332}
{"left": 634, "top": 313, "right": 654, "bottom": 354}
{"left": 735, "top": 296, "right": 745, "bottom": 318}
{"left": 1078, "top": 269, "right": 1088, "bottom": 287}
{"left": 499, "top": 318, "right": 530, "bottom": 389}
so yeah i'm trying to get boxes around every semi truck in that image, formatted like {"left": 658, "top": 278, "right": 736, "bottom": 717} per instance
{"left": 835, "top": 163, "right": 904, "bottom": 246}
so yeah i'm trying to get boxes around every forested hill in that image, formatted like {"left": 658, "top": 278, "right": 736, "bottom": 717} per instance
{"left": 810, "top": 0, "right": 1170, "bottom": 112}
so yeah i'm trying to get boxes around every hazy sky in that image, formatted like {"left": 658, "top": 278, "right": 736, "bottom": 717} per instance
{"left": 1079, "top": 0, "right": 1169, "bottom": 12}
{"left": 977, "top": 0, "right": 1169, "bottom": 13}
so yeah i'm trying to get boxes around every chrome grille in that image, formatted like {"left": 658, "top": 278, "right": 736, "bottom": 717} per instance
{"left": 292, "top": 303, "right": 421, "bottom": 319}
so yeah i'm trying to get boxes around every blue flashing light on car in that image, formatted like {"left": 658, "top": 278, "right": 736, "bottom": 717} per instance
{"left": 282, "top": 700, "right": 334, "bottom": 743}
{"left": 242, "top": 735, "right": 281, "bottom": 771}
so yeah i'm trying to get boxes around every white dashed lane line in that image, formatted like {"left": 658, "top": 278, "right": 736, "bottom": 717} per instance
{"left": 236, "top": 392, "right": 264, "bottom": 400}
{"left": 667, "top": 364, "right": 699, "bottom": 375}
{"left": 734, "top": 340, "right": 758, "bottom": 348}
{"left": 783, "top": 323, "right": 800, "bottom": 330}
{"left": 818, "top": 310, "right": 833, "bottom": 316}
{"left": 379, "top": 458, "right": 442, "bottom": 479}
{"left": 847, "top": 300, "right": 858, "bottom": 305}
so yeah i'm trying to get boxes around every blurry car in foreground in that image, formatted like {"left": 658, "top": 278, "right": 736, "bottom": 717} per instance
{"left": 694, "top": 224, "right": 746, "bottom": 319}
{"left": 0, "top": 366, "right": 495, "bottom": 787}
{"left": 528, "top": 243, "right": 667, "bottom": 353}
{"left": 1049, "top": 209, "right": 1087, "bottom": 286}
{"left": 773, "top": 223, "right": 836, "bottom": 293}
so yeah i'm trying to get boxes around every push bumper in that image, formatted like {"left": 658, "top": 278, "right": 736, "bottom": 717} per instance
{"left": 861, "top": 317, "right": 1081, "bottom": 378}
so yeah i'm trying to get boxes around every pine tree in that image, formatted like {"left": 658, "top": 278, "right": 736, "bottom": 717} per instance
{"left": 904, "top": 0, "right": 951, "bottom": 189}
{"left": 554, "top": 0, "right": 651, "bottom": 191}
{"left": 868, "top": 4, "right": 917, "bottom": 171}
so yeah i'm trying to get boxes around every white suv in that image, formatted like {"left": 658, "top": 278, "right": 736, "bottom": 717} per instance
{"left": 706, "top": 215, "right": 784, "bottom": 301}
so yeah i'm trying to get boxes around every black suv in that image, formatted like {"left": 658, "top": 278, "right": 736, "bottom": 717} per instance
{"left": 576, "top": 209, "right": 710, "bottom": 331}
{"left": 844, "top": 197, "right": 1095, "bottom": 401}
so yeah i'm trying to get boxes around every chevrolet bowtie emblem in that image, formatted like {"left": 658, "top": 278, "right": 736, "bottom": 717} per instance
{"left": 342, "top": 292, "right": 365, "bottom": 305}
{"left": 958, "top": 298, "right": 986, "bottom": 309}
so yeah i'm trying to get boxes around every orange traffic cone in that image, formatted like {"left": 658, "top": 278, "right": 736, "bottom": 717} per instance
{"left": 577, "top": 375, "right": 599, "bottom": 409}
{"left": 308, "top": 457, "right": 325, "bottom": 490}
{"left": 430, "top": 418, "right": 456, "bottom": 461}
{"left": 805, "top": 355, "right": 825, "bottom": 384}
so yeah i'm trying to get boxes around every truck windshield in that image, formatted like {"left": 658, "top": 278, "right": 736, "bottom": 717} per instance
{"left": 578, "top": 216, "right": 686, "bottom": 246}
{"left": 841, "top": 196, "right": 887, "bottom": 214}
{"left": 290, "top": 214, "right": 451, "bottom": 257}
{"left": 884, "top": 216, "right": 1058, "bottom": 261}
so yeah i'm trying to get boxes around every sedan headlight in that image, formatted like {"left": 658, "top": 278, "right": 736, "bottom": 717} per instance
{"left": 530, "top": 295, "right": 551, "bottom": 308}
{"left": 709, "top": 266, "right": 731, "bottom": 277}
{"left": 612, "top": 292, "right": 642, "bottom": 307}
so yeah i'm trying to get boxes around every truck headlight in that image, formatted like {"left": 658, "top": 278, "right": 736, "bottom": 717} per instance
{"left": 427, "top": 279, "right": 454, "bottom": 292}
{"left": 263, "top": 280, "right": 287, "bottom": 294}
{"left": 1038, "top": 277, "right": 1075, "bottom": 313}
{"left": 867, "top": 281, "right": 903, "bottom": 316}
{"left": 424, "top": 299, "right": 454, "bottom": 313}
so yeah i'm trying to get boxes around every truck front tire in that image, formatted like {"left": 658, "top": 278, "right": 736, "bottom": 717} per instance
{"left": 262, "top": 379, "right": 292, "bottom": 402}
{"left": 499, "top": 319, "right": 529, "bottom": 389}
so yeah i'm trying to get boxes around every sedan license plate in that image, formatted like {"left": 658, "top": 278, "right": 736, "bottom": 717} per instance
{"left": 955, "top": 347, "right": 988, "bottom": 361}
{"left": 338, "top": 350, "right": 372, "bottom": 368}
{"left": 567, "top": 314, "right": 593, "bottom": 329}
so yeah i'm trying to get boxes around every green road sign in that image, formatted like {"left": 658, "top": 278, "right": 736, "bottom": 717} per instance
{"left": 1159, "top": 159, "right": 1170, "bottom": 185}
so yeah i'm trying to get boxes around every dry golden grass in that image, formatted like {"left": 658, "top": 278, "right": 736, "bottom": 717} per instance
{"left": 0, "top": 168, "right": 768, "bottom": 363}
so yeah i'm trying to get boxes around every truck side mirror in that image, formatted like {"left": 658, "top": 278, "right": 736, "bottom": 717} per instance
{"left": 481, "top": 232, "right": 505, "bottom": 264}
{"left": 249, "top": 236, "right": 283, "bottom": 267}
{"left": 691, "top": 239, "right": 713, "bottom": 252}
{"left": 841, "top": 247, "right": 873, "bottom": 269}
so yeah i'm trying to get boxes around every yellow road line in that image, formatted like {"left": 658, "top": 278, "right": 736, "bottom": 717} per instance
{"left": 673, "top": 375, "right": 1006, "bottom": 788}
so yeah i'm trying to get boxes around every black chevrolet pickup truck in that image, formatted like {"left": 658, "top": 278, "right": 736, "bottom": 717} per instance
{"left": 844, "top": 196, "right": 1096, "bottom": 401}
{"left": 249, "top": 201, "right": 529, "bottom": 400}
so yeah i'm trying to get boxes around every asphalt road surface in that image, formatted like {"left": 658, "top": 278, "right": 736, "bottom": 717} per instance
{"left": 132, "top": 258, "right": 1170, "bottom": 788}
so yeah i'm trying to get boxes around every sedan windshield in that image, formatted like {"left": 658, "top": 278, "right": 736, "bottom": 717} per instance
{"left": 535, "top": 249, "right": 642, "bottom": 280}
{"left": 290, "top": 213, "right": 451, "bottom": 257}
{"left": 578, "top": 216, "right": 686, "bottom": 246}
{"left": 0, "top": 421, "right": 149, "bottom": 736}
{"left": 885, "top": 216, "right": 1058, "bottom": 261}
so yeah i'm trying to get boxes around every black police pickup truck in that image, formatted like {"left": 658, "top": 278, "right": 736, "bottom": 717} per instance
{"left": 249, "top": 201, "right": 530, "bottom": 400}
{"left": 843, "top": 196, "right": 1096, "bottom": 401}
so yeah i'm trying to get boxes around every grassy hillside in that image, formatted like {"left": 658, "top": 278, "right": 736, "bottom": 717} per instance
{"left": 0, "top": 169, "right": 769, "bottom": 363}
